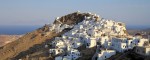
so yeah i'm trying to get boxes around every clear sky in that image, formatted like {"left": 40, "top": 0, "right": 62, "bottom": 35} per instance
{"left": 0, "top": 0, "right": 150, "bottom": 27}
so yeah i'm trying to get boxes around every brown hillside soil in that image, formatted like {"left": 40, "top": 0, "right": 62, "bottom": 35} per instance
{"left": 0, "top": 25, "right": 60, "bottom": 60}
{"left": 0, "top": 35, "right": 22, "bottom": 47}
{"left": 0, "top": 12, "right": 91, "bottom": 60}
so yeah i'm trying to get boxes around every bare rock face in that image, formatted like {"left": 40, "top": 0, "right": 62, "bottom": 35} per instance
{"left": 53, "top": 12, "right": 92, "bottom": 25}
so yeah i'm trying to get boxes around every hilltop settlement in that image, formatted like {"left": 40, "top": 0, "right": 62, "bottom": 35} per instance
{"left": 0, "top": 11, "right": 150, "bottom": 60}
{"left": 43, "top": 11, "right": 150, "bottom": 60}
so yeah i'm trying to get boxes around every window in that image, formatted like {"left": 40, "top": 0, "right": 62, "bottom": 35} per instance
{"left": 143, "top": 51, "right": 145, "bottom": 53}
{"left": 80, "top": 37, "right": 83, "bottom": 40}
{"left": 138, "top": 40, "right": 140, "bottom": 43}
{"left": 137, "top": 49, "right": 139, "bottom": 52}
{"left": 58, "top": 50, "right": 60, "bottom": 52}
{"left": 87, "top": 43, "right": 90, "bottom": 46}
{"left": 105, "top": 56, "right": 107, "bottom": 58}
{"left": 72, "top": 52, "right": 75, "bottom": 54}
{"left": 126, "top": 41, "right": 128, "bottom": 43}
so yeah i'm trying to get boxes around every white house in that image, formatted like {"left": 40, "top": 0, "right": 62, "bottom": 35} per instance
{"left": 111, "top": 37, "right": 130, "bottom": 52}
{"left": 135, "top": 45, "right": 150, "bottom": 56}
{"left": 66, "top": 49, "right": 81, "bottom": 60}
{"left": 137, "top": 38, "right": 149, "bottom": 47}
{"left": 70, "top": 38, "right": 83, "bottom": 48}
{"left": 51, "top": 39, "right": 66, "bottom": 49}
{"left": 55, "top": 56, "right": 63, "bottom": 60}
{"left": 86, "top": 37, "right": 97, "bottom": 48}
{"left": 63, "top": 56, "right": 72, "bottom": 60}
{"left": 97, "top": 49, "right": 116, "bottom": 60}
{"left": 110, "top": 37, "right": 149, "bottom": 52}
{"left": 47, "top": 12, "right": 139, "bottom": 60}
{"left": 99, "top": 35, "right": 110, "bottom": 48}
{"left": 49, "top": 49, "right": 64, "bottom": 55}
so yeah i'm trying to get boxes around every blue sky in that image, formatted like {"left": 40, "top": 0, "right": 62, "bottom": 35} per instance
{"left": 0, "top": 0, "right": 150, "bottom": 27}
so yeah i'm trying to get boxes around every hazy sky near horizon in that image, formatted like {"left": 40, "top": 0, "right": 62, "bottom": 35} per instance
{"left": 0, "top": 0, "right": 150, "bottom": 26}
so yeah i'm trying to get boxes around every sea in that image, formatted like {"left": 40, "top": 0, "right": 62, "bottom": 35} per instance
{"left": 0, "top": 25, "right": 42, "bottom": 35}
{"left": 0, "top": 25, "right": 149, "bottom": 35}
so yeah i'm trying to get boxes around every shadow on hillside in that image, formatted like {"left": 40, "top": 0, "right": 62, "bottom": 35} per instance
{"left": 11, "top": 38, "right": 55, "bottom": 60}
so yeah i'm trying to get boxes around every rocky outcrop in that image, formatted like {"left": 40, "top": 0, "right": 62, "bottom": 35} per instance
{"left": 53, "top": 12, "right": 92, "bottom": 25}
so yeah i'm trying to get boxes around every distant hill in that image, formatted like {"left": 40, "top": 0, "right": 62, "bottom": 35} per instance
{"left": 0, "top": 35, "right": 22, "bottom": 47}
{"left": 143, "top": 28, "right": 150, "bottom": 32}
{"left": 127, "top": 28, "right": 150, "bottom": 35}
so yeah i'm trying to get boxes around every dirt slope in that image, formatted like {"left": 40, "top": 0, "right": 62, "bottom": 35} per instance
{"left": 0, "top": 12, "right": 90, "bottom": 60}
{"left": 0, "top": 35, "right": 22, "bottom": 47}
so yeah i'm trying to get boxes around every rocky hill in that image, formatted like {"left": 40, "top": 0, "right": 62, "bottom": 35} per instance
{"left": 0, "top": 12, "right": 94, "bottom": 60}
{"left": 0, "top": 11, "right": 129, "bottom": 60}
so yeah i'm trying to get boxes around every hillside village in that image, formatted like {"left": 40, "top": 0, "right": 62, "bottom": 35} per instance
{"left": 44, "top": 11, "right": 150, "bottom": 60}
{"left": 0, "top": 11, "right": 150, "bottom": 60}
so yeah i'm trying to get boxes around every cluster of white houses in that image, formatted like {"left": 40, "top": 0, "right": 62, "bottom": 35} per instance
{"left": 47, "top": 12, "right": 150, "bottom": 60}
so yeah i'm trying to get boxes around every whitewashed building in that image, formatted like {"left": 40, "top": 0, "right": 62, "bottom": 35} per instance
{"left": 97, "top": 49, "right": 116, "bottom": 60}
{"left": 66, "top": 49, "right": 81, "bottom": 60}
{"left": 55, "top": 56, "right": 63, "bottom": 60}
{"left": 86, "top": 37, "right": 97, "bottom": 48}
{"left": 47, "top": 12, "right": 139, "bottom": 60}
{"left": 49, "top": 49, "right": 64, "bottom": 55}
{"left": 110, "top": 37, "right": 129, "bottom": 52}
{"left": 99, "top": 35, "right": 110, "bottom": 48}
{"left": 135, "top": 45, "right": 150, "bottom": 56}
